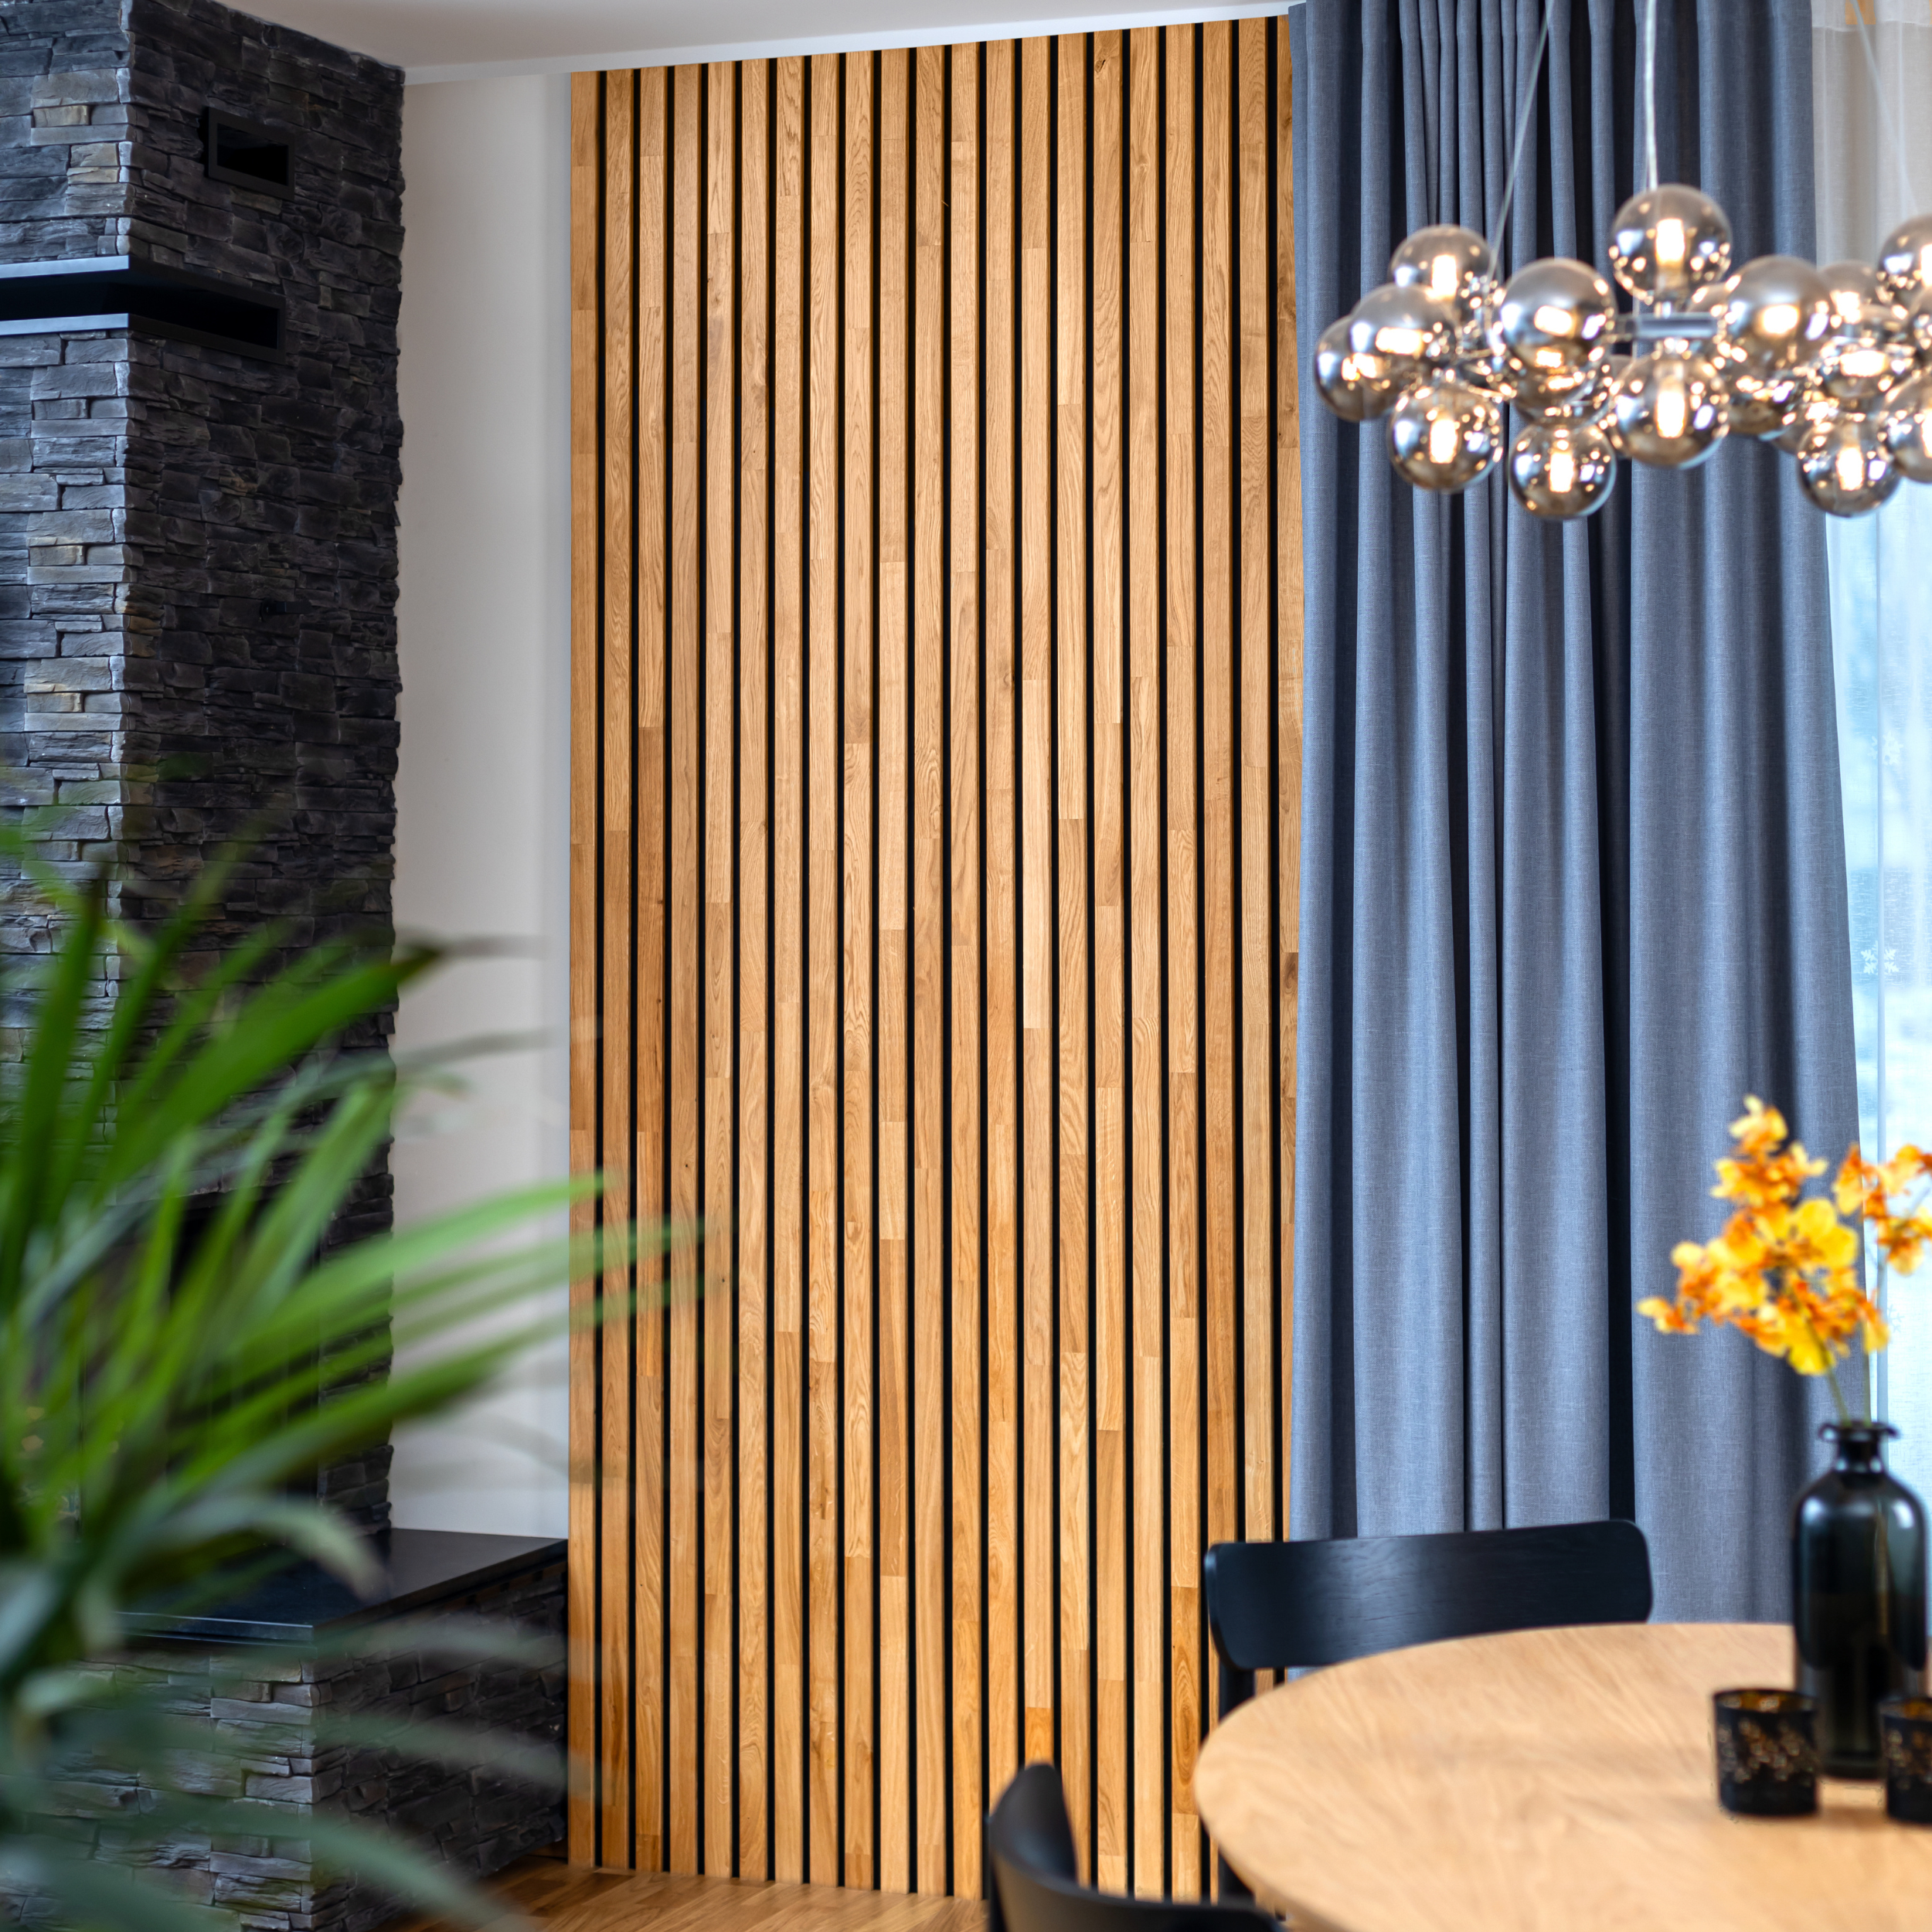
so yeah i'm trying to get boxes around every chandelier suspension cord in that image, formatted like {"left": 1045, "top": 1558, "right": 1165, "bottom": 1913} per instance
{"left": 1852, "top": 2, "right": 1923, "bottom": 230}
{"left": 1640, "top": 0, "right": 1659, "bottom": 192}
{"left": 1485, "top": 0, "right": 1555, "bottom": 274}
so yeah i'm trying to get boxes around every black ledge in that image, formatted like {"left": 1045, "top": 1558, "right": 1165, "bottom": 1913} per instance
{"left": 0, "top": 253, "right": 285, "bottom": 362}
{"left": 128, "top": 1528, "right": 567, "bottom": 1648}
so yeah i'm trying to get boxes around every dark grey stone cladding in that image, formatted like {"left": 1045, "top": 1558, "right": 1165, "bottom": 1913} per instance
{"left": 0, "top": 0, "right": 404, "bottom": 1519}
{"left": 23, "top": 1561, "right": 566, "bottom": 1932}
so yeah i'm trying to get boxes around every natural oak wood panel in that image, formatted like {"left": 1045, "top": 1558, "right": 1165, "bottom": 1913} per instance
{"left": 665, "top": 62, "right": 702, "bottom": 1881}
{"left": 1123, "top": 29, "right": 1163, "bottom": 1898}
{"left": 1273, "top": 26, "right": 1302, "bottom": 1533}
{"left": 908, "top": 38, "right": 947, "bottom": 1905}
{"left": 770, "top": 53, "right": 808, "bottom": 1892}
{"left": 601, "top": 60, "right": 638, "bottom": 1878}
{"left": 980, "top": 36, "right": 1022, "bottom": 1846}
{"left": 1088, "top": 30, "right": 1128, "bottom": 1898}
{"left": 633, "top": 66, "right": 671, "bottom": 1879}
{"left": 805, "top": 50, "right": 841, "bottom": 1892}
{"left": 1162, "top": 24, "right": 1202, "bottom": 1902}
{"left": 841, "top": 49, "right": 877, "bottom": 1898}
{"left": 570, "top": 27, "right": 1302, "bottom": 1895}
{"left": 1053, "top": 32, "right": 1092, "bottom": 1879}
{"left": 1198, "top": 30, "right": 1239, "bottom": 1662}
{"left": 702, "top": 57, "right": 737, "bottom": 1879}
{"left": 1016, "top": 32, "right": 1052, "bottom": 1789}
{"left": 875, "top": 46, "right": 912, "bottom": 1902}
{"left": 566, "top": 66, "right": 601, "bottom": 1872}
{"left": 737, "top": 57, "right": 772, "bottom": 1886}
{"left": 944, "top": 35, "right": 987, "bottom": 1910}
{"left": 1195, "top": 1623, "right": 1932, "bottom": 1932}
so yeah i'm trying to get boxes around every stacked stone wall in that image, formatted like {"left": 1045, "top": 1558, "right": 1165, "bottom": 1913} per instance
{"left": 18, "top": 1562, "right": 567, "bottom": 1932}
{"left": 0, "top": 0, "right": 403, "bottom": 1512}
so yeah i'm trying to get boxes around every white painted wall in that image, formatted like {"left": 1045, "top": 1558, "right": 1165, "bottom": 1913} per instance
{"left": 389, "top": 72, "right": 575, "bottom": 1537}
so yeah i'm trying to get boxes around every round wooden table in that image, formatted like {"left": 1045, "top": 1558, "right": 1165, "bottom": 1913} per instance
{"left": 1192, "top": 1621, "right": 1932, "bottom": 1932}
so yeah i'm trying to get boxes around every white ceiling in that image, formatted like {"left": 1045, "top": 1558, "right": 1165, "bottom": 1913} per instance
{"left": 238, "top": 0, "right": 1291, "bottom": 83}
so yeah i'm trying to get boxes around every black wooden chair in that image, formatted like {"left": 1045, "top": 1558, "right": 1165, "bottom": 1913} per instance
{"left": 1202, "top": 1519, "right": 1653, "bottom": 1896}
{"left": 987, "top": 1762, "right": 1274, "bottom": 1932}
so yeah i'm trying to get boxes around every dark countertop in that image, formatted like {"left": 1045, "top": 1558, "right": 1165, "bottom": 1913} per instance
{"left": 128, "top": 1527, "right": 567, "bottom": 1647}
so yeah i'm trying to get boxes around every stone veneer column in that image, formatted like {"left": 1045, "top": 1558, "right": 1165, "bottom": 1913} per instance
{"left": 0, "top": 0, "right": 404, "bottom": 1523}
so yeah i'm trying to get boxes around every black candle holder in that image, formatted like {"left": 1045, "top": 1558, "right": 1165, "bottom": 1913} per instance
{"left": 1880, "top": 1695, "right": 1932, "bottom": 1823}
{"left": 1713, "top": 1689, "right": 1819, "bottom": 1817}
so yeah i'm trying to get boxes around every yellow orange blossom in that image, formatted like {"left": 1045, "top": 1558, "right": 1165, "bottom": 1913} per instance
{"left": 1638, "top": 1094, "right": 1889, "bottom": 1378}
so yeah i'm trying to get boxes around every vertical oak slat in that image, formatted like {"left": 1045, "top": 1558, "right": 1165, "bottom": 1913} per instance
{"left": 566, "top": 67, "right": 601, "bottom": 1869}
{"left": 666, "top": 64, "right": 703, "bottom": 1879}
{"left": 980, "top": 35, "right": 1022, "bottom": 1840}
{"left": 1016, "top": 32, "right": 1053, "bottom": 1783}
{"left": 1123, "top": 29, "right": 1165, "bottom": 1897}
{"left": 874, "top": 45, "right": 913, "bottom": 1900}
{"left": 1053, "top": 29, "right": 1093, "bottom": 1878}
{"left": 1162, "top": 26, "right": 1202, "bottom": 1900}
{"left": 1274, "top": 23, "right": 1301, "bottom": 1543}
{"left": 632, "top": 66, "right": 672, "bottom": 1879}
{"left": 1198, "top": 29, "right": 1240, "bottom": 1685}
{"left": 1088, "top": 28, "right": 1128, "bottom": 1897}
{"left": 570, "top": 27, "right": 1301, "bottom": 1896}
{"left": 601, "top": 63, "right": 638, "bottom": 1876}
{"left": 702, "top": 58, "right": 738, "bottom": 1876}
{"left": 736, "top": 56, "right": 772, "bottom": 1885}
{"left": 841, "top": 47, "right": 878, "bottom": 1898}
{"left": 1235, "top": 22, "right": 1274, "bottom": 1560}
{"left": 769, "top": 53, "right": 808, "bottom": 1887}
{"left": 945, "top": 36, "right": 988, "bottom": 1910}
{"left": 805, "top": 50, "right": 842, "bottom": 1890}
{"left": 908, "top": 40, "right": 948, "bottom": 1900}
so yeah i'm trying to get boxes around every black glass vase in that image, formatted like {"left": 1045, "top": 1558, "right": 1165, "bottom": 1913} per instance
{"left": 1791, "top": 1420, "right": 1929, "bottom": 1778}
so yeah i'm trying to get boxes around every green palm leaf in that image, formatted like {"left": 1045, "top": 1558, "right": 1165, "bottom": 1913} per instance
{"left": 0, "top": 862, "right": 661, "bottom": 1932}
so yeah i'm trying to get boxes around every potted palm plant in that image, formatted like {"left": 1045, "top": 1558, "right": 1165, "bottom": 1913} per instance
{"left": 0, "top": 843, "right": 641, "bottom": 1930}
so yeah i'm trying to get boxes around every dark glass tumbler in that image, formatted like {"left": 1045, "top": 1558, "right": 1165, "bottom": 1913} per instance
{"left": 1792, "top": 1420, "right": 1928, "bottom": 1778}
{"left": 1713, "top": 1689, "right": 1819, "bottom": 1817}
{"left": 1880, "top": 1695, "right": 1932, "bottom": 1823}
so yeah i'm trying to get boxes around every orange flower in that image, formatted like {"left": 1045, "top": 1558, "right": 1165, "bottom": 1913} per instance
{"left": 1641, "top": 1098, "right": 1889, "bottom": 1379}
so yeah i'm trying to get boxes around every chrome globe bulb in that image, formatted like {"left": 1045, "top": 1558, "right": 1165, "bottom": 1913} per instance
{"left": 1509, "top": 359, "right": 1618, "bottom": 422}
{"left": 1386, "top": 379, "right": 1505, "bottom": 493}
{"left": 1607, "top": 184, "right": 1733, "bottom": 303}
{"left": 1815, "top": 260, "right": 1915, "bottom": 406}
{"left": 1884, "top": 372, "right": 1932, "bottom": 485}
{"left": 1774, "top": 384, "right": 1838, "bottom": 455}
{"left": 1904, "top": 285, "right": 1932, "bottom": 367}
{"left": 1607, "top": 352, "right": 1728, "bottom": 468}
{"left": 1877, "top": 213, "right": 1932, "bottom": 303}
{"left": 1343, "top": 282, "right": 1460, "bottom": 395}
{"left": 1508, "top": 418, "right": 1618, "bottom": 519}
{"left": 1797, "top": 413, "right": 1901, "bottom": 517}
{"left": 1726, "top": 368, "right": 1809, "bottom": 439}
{"left": 1314, "top": 314, "right": 1399, "bottom": 421}
{"left": 1495, "top": 257, "right": 1618, "bottom": 414}
{"left": 1389, "top": 225, "right": 1494, "bottom": 327}
{"left": 1720, "top": 255, "right": 1833, "bottom": 384}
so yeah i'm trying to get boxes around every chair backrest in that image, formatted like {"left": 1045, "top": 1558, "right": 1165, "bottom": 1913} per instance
{"left": 987, "top": 1763, "right": 1273, "bottom": 1932}
{"left": 1204, "top": 1519, "right": 1653, "bottom": 1703}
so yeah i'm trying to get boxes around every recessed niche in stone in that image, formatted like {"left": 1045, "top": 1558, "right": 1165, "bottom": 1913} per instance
{"left": 202, "top": 104, "right": 292, "bottom": 196}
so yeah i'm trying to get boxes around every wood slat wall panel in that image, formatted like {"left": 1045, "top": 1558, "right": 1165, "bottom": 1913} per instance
{"left": 569, "top": 26, "right": 1302, "bottom": 1899}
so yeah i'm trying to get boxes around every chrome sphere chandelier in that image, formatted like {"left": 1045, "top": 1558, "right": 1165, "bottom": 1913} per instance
{"left": 1315, "top": 5, "right": 1932, "bottom": 520}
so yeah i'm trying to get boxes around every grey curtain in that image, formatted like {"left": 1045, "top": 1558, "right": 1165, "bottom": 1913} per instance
{"left": 1291, "top": 0, "right": 1859, "bottom": 1621}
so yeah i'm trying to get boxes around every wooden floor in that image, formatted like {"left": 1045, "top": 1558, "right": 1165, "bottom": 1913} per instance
{"left": 407, "top": 1854, "right": 984, "bottom": 1932}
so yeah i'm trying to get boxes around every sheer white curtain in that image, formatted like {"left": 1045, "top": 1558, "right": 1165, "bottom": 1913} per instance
{"left": 1815, "top": 0, "right": 1932, "bottom": 1489}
